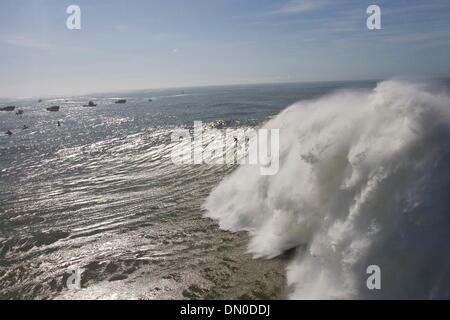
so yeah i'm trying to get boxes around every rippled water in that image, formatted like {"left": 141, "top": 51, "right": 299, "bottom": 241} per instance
{"left": 0, "top": 81, "right": 374, "bottom": 299}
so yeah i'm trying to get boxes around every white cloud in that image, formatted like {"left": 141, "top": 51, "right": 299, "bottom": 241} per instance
{"left": 0, "top": 35, "right": 54, "bottom": 51}
{"left": 114, "top": 25, "right": 129, "bottom": 31}
{"left": 383, "top": 30, "right": 450, "bottom": 45}
{"left": 274, "top": 0, "right": 329, "bottom": 14}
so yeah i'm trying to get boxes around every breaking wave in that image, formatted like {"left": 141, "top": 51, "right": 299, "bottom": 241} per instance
{"left": 204, "top": 80, "right": 450, "bottom": 299}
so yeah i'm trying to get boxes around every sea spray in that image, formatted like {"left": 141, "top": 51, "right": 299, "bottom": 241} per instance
{"left": 204, "top": 80, "right": 450, "bottom": 299}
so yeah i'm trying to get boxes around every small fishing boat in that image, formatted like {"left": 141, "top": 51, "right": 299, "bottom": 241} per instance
{"left": 115, "top": 99, "right": 127, "bottom": 104}
{"left": 0, "top": 106, "right": 15, "bottom": 111}
{"left": 83, "top": 101, "right": 97, "bottom": 107}
{"left": 148, "top": 98, "right": 153, "bottom": 102}
{"left": 46, "top": 106, "right": 60, "bottom": 112}
{"left": 16, "top": 110, "right": 24, "bottom": 115}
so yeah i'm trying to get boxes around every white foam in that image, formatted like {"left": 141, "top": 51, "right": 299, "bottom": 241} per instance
{"left": 204, "top": 80, "right": 450, "bottom": 299}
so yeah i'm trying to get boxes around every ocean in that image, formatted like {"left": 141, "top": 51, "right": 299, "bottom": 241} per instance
{"left": 2, "top": 79, "right": 450, "bottom": 299}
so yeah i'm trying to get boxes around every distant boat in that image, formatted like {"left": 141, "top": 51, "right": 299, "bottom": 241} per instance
{"left": 115, "top": 99, "right": 127, "bottom": 104}
{"left": 0, "top": 106, "right": 15, "bottom": 111}
{"left": 5, "top": 130, "right": 12, "bottom": 136}
{"left": 16, "top": 109, "right": 24, "bottom": 115}
{"left": 38, "top": 99, "right": 42, "bottom": 103}
{"left": 46, "top": 106, "right": 60, "bottom": 112}
{"left": 83, "top": 101, "right": 97, "bottom": 107}
{"left": 148, "top": 98, "right": 153, "bottom": 102}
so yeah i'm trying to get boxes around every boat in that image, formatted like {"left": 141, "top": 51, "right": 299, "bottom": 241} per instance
{"left": 83, "top": 101, "right": 97, "bottom": 107}
{"left": 38, "top": 99, "right": 43, "bottom": 103}
{"left": 46, "top": 106, "right": 60, "bottom": 112}
{"left": 5, "top": 130, "right": 12, "bottom": 135}
{"left": 148, "top": 98, "right": 153, "bottom": 102}
{"left": 0, "top": 106, "right": 15, "bottom": 111}
{"left": 115, "top": 99, "right": 127, "bottom": 104}
{"left": 16, "top": 110, "right": 24, "bottom": 115}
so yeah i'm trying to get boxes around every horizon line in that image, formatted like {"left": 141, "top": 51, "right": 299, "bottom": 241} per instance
{"left": 2, "top": 75, "right": 450, "bottom": 102}
{"left": 0, "top": 78, "right": 386, "bottom": 102}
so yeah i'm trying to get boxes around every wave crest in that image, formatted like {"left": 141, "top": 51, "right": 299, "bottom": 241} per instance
{"left": 204, "top": 80, "right": 450, "bottom": 299}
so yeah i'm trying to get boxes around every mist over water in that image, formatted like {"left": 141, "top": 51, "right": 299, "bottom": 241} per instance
{"left": 204, "top": 80, "right": 450, "bottom": 299}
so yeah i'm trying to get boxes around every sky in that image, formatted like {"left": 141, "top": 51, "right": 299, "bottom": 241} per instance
{"left": 0, "top": 0, "right": 450, "bottom": 98}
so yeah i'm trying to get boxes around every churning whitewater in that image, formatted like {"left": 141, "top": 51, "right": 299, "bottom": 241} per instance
{"left": 204, "top": 80, "right": 450, "bottom": 299}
